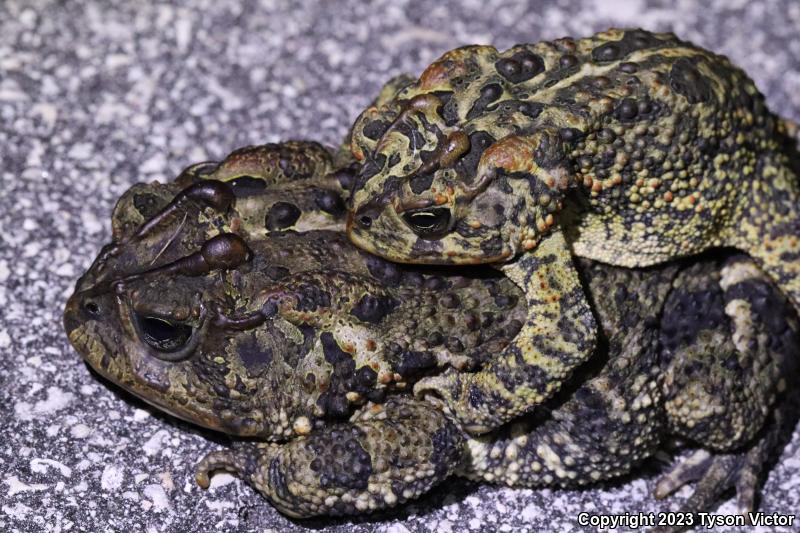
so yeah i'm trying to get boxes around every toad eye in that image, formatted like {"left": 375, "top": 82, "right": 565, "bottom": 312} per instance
{"left": 133, "top": 312, "right": 193, "bottom": 353}
{"left": 402, "top": 207, "right": 452, "bottom": 238}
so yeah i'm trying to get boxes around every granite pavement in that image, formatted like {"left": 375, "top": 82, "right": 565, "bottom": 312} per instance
{"left": 1, "top": 1, "right": 799, "bottom": 531}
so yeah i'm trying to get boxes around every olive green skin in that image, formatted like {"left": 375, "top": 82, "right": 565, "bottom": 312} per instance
{"left": 345, "top": 27, "right": 800, "bottom": 437}
{"left": 65, "top": 139, "right": 797, "bottom": 523}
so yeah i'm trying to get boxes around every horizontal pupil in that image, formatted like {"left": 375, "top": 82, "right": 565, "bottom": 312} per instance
{"left": 136, "top": 314, "right": 193, "bottom": 352}
{"left": 411, "top": 212, "right": 439, "bottom": 228}
{"left": 142, "top": 317, "right": 179, "bottom": 342}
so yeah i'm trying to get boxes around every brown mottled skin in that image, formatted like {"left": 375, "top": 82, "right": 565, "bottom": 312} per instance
{"left": 65, "top": 136, "right": 798, "bottom": 524}
{"left": 346, "top": 28, "right": 800, "bottom": 436}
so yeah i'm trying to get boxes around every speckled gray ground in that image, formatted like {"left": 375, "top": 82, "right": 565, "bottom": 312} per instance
{"left": 1, "top": 1, "right": 799, "bottom": 532}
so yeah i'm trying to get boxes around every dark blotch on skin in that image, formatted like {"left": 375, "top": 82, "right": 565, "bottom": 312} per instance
{"left": 455, "top": 219, "right": 482, "bottom": 239}
{"left": 296, "top": 324, "right": 318, "bottom": 360}
{"left": 382, "top": 175, "right": 403, "bottom": 197}
{"left": 429, "top": 423, "right": 463, "bottom": 476}
{"left": 495, "top": 50, "right": 545, "bottom": 83}
{"left": 559, "top": 54, "right": 579, "bottom": 68}
{"left": 409, "top": 172, "right": 435, "bottom": 194}
{"left": 331, "top": 165, "right": 358, "bottom": 191}
{"left": 494, "top": 292, "right": 519, "bottom": 309}
{"left": 466, "top": 384, "right": 484, "bottom": 407}
{"left": 318, "top": 332, "right": 357, "bottom": 418}
{"left": 365, "top": 255, "right": 403, "bottom": 286}
{"left": 411, "top": 236, "right": 444, "bottom": 256}
{"left": 353, "top": 366, "right": 377, "bottom": 393}
{"left": 351, "top": 294, "right": 397, "bottom": 324}
{"left": 559, "top": 128, "right": 585, "bottom": 143}
{"left": 505, "top": 319, "right": 522, "bottom": 338}
{"left": 591, "top": 29, "right": 665, "bottom": 63}
{"left": 660, "top": 287, "right": 727, "bottom": 352}
{"left": 325, "top": 395, "right": 349, "bottom": 418}
{"left": 362, "top": 120, "right": 390, "bottom": 141}
{"left": 670, "top": 57, "right": 715, "bottom": 104}
{"left": 395, "top": 121, "right": 426, "bottom": 149}
{"left": 359, "top": 156, "right": 385, "bottom": 181}
{"left": 726, "top": 278, "right": 796, "bottom": 341}
{"left": 515, "top": 101, "right": 544, "bottom": 119}
{"left": 396, "top": 350, "right": 437, "bottom": 377}
{"left": 237, "top": 333, "right": 273, "bottom": 370}
{"left": 354, "top": 153, "right": 387, "bottom": 191}
{"left": 441, "top": 95, "right": 461, "bottom": 126}
{"left": 466, "top": 83, "right": 503, "bottom": 120}
{"left": 455, "top": 131, "right": 495, "bottom": 180}
{"left": 531, "top": 132, "right": 565, "bottom": 170}
{"left": 266, "top": 201, "right": 302, "bottom": 230}
{"left": 314, "top": 188, "right": 346, "bottom": 216}
{"left": 592, "top": 43, "right": 621, "bottom": 62}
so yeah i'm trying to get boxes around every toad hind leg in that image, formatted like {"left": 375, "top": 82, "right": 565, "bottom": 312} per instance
{"left": 415, "top": 229, "right": 597, "bottom": 434}
{"left": 661, "top": 255, "right": 798, "bottom": 450}
{"left": 653, "top": 255, "right": 800, "bottom": 529}
{"left": 195, "top": 397, "right": 464, "bottom": 518}
{"left": 652, "top": 400, "right": 791, "bottom": 533}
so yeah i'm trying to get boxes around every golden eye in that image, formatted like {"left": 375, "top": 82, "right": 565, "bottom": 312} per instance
{"left": 402, "top": 208, "right": 451, "bottom": 238}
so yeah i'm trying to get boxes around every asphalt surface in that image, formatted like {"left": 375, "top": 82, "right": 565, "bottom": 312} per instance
{"left": 1, "top": 1, "right": 799, "bottom": 532}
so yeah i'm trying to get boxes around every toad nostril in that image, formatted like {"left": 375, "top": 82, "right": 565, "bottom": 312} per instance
{"left": 84, "top": 301, "right": 100, "bottom": 316}
{"left": 354, "top": 203, "right": 381, "bottom": 229}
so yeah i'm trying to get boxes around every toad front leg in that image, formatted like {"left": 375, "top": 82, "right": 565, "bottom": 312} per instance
{"left": 195, "top": 397, "right": 464, "bottom": 518}
{"left": 415, "top": 229, "right": 597, "bottom": 434}
{"left": 348, "top": 126, "right": 596, "bottom": 436}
